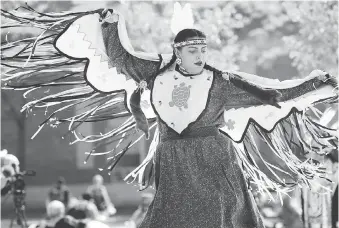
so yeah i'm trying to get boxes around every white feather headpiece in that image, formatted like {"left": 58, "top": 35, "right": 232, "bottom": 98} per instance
{"left": 170, "top": 2, "right": 194, "bottom": 35}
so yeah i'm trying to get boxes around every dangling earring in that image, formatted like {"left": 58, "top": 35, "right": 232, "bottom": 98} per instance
{"left": 176, "top": 57, "right": 182, "bottom": 65}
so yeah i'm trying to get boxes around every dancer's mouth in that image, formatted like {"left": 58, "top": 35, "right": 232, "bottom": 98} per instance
{"left": 194, "top": 61, "right": 203, "bottom": 66}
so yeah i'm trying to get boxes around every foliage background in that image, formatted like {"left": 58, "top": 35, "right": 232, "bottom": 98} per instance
{"left": 1, "top": 1, "right": 338, "bottom": 228}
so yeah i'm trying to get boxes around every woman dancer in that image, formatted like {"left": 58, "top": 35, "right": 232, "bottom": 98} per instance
{"left": 1, "top": 5, "right": 338, "bottom": 228}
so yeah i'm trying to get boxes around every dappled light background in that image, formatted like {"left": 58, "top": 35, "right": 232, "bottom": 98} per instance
{"left": 1, "top": 1, "right": 338, "bottom": 228}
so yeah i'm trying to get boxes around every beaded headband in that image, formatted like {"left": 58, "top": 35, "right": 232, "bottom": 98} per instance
{"left": 173, "top": 39, "right": 207, "bottom": 48}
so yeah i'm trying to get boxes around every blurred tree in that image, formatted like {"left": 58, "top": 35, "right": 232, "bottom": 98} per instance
{"left": 110, "top": 1, "right": 337, "bottom": 78}
{"left": 233, "top": 1, "right": 338, "bottom": 77}
{"left": 281, "top": 1, "right": 337, "bottom": 76}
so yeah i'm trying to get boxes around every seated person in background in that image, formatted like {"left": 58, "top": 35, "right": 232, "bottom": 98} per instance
{"left": 46, "top": 177, "right": 71, "bottom": 209}
{"left": 67, "top": 193, "right": 100, "bottom": 221}
{"left": 86, "top": 174, "right": 116, "bottom": 217}
{"left": 67, "top": 197, "right": 85, "bottom": 220}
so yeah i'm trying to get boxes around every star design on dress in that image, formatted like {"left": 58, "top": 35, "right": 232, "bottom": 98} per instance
{"left": 225, "top": 119, "right": 235, "bottom": 130}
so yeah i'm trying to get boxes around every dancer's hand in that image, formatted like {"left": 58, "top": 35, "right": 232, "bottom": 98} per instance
{"left": 309, "top": 69, "right": 336, "bottom": 84}
{"left": 100, "top": 9, "right": 119, "bottom": 23}
{"left": 322, "top": 73, "right": 338, "bottom": 92}
{"left": 308, "top": 69, "right": 327, "bottom": 80}
{"left": 310, "top": 69, "right": 338, "bottom": 93}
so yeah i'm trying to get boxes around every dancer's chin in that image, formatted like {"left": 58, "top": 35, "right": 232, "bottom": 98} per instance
{"left": 185, "top": 65, "right": 204, "bottom": 75}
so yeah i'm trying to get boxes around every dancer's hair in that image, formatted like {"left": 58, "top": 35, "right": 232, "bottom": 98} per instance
{"left": 156, "top": 29, "right": 222, "bottom": 77}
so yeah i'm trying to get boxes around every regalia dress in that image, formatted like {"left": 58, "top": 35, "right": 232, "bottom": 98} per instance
{"left": 1, "top": 7, "right": 338, "bottom": 228}
{"left": 141, "top": 67, "right": 266, "bottom": 227}
{"left": 135, "top": 63, "right": 332, "bottom": 228}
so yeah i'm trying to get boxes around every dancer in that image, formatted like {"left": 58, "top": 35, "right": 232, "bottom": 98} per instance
{"left": 1, "top": 4, "right": 338, "bottom": 228}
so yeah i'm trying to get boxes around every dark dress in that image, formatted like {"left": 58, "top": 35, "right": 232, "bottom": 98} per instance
{"left": 140, "top": 72, "right": 266, "bottom": 228}
{"left": 139, "top": 67, "right": 323, "bottom": 228}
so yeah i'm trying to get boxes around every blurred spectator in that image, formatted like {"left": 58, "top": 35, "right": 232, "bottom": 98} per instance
{"left": 29, "top": 200, "right": 85, "bottom": 228}
{"left": 45, "top": 200, "right": 65, "bottom": 228}
{"left": 46, "top": 177, "right": 71, "bottom": 209}
{"left": 124, "top": 193, "right": 154, "bottom": 228}
{"left": 1, "top": 150, "right": 20, "bottom": 192}
{"left": 86, "top": 174, "right": 116, "bottom": 216}
{"left": 67, "top": 193, "right": 100, "bottom": 220}
{"left": 68, "top": 197, "right": 80, "bottom": 210}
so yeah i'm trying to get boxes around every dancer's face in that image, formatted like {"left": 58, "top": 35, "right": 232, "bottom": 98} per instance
{"left": 175, "top": 40, "right": 207, "bottom": 74}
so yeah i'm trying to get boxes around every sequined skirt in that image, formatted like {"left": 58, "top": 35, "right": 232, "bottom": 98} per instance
{"left": 139, "top": 127, "right": 265, "bottom": 228}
